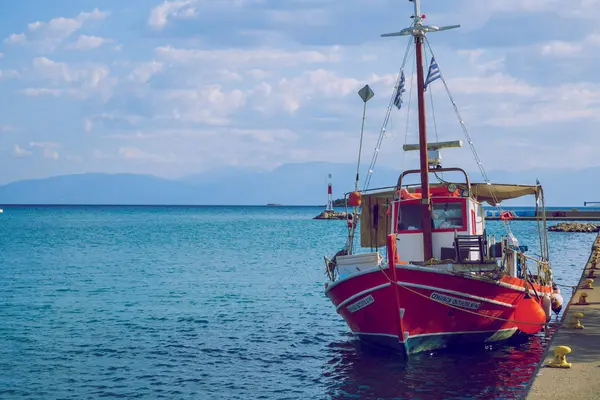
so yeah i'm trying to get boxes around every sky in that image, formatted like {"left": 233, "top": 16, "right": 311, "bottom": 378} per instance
{"left": 1, "top": 0, "right": 600, "bottom": 184}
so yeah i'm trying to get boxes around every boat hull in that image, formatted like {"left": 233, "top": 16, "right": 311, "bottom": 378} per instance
{"left": 325, "top": 265, "right": 551, "bottom": 355}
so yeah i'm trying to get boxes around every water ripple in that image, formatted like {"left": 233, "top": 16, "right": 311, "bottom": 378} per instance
{"left": 0, "top": 206, "right": 594, "bottom": 399}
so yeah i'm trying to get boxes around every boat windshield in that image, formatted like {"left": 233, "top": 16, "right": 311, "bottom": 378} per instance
{"left": 397, "top": 199, "right": 465, "bottom": 232}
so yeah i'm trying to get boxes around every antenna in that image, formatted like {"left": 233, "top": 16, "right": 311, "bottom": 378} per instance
{"left": 381, "top": 0, "right": 460, "bottom": 38}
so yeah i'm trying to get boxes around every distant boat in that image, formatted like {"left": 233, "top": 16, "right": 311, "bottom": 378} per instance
{"left": 0, "top": 208, "right": 3, "bottom": 213}
{"left": 266, "top": 203, "right": 282, "bottom": 207}
{"left": 322, "top": 0, "right": 555, "bottom": 356}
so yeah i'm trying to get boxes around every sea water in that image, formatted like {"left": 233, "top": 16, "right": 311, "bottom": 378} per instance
{"left": 0, "top": 206, "right": 593, "bottom": 399}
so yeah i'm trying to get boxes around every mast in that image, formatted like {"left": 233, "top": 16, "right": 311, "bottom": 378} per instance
{"left": 414, "top": 30, "right": 433, "bottom": 261}
{"left": 381, "top": 0, "right": 460, "bottom": 262}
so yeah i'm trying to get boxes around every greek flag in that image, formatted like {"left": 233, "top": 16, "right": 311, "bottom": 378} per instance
{"left": 394, "top": 71, "right": 406, "bottom": 109}
{"left": 424, "top": 57, "right": 440, "bottom": 91}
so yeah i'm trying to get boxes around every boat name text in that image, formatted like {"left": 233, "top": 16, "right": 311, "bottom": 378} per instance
{"left": 430, "top": 292, "right": 481, "bottom": 310}
{"left": 347, "top": 295, "right": 375, "bottom": 313}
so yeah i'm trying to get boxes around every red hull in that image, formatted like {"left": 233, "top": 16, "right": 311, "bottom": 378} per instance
{"left": 325, "top": 265, "right": 552, "bottom": 355}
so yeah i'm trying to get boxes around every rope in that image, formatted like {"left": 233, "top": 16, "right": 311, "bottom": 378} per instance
{"left": 375, "top": 263, "right": 551, "bottom": 326}
{"left": 554, "top": 282, "right": 577, "bottom": 292}
{"left": 422, "top": 37, "right": 552, "bottom": 284}
{"left": 363, "top": 38, "right": 414, "bottom": 191}
{"left": 423, "top": 37, "right": 513, "bottom": 237}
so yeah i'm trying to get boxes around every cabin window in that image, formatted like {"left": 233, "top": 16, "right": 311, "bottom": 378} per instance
{"left": 397, "top": 200, "right": 465, "bottom": 232}
{"left": 432, "top": 201, "right": 464, "bottom": 230}
{"left": 397, "top": 202, "right": 422, "bottom": 231}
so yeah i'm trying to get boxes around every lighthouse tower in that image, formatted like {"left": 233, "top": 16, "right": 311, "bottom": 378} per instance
{"left": 326, "top": 174, "right": 333, "bottom": 211}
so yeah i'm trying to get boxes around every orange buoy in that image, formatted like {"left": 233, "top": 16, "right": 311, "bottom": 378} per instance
{"left": 515, "top": 294, "right": 546, "bottom": 334}
{"left": 348, "top": 191, "right": 362, "bottom": 207}
{"left": 500, "top": 211, "right": 515, "bottom": 221}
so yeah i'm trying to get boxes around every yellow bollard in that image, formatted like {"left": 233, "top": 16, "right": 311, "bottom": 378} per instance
{"left": 568, "top": 312, "right": 584, "bottom": 329}
{"left": 582, "top": 279, "right": 594, "bottom": 290}
{"left": 547, "top": 346, "right": 572, "bottom": 368}
{"left": 576, "top": 292, "right": 589, "bottom": 305}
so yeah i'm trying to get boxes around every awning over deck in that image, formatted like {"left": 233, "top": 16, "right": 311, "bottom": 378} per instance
{"left": 461, "top": 183, "right": 541, "bottom": 205}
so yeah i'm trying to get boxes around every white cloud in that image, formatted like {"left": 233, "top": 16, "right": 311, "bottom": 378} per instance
{"left": 30, "top": 141, "right": 60, "bottom": 160}
{"left": 164, "top": 85, "right": 246, "bottom": 124}
{"left": 24, "top": 57, "right": 116, "bottom": 100}
{"left": 267, "top": 9, "right": 329, "bottom": 27}
{"left": 84, "top": 119, "right": 93, "bottom": 133}
{"left": 118, "top": 147, "right": 174, "bottom": 163}
{"left": 450, "top": 73, "right": 538, "bottom": 96}
{"left": 147, "top": 0, "right": 263, "bottom": 30}
{"left": 4, "top": 8, "right": 109, "bottom": 52}
{"left": 13, "top": 144, "right": 32, "bottom": 158}
{"left": 67, "top": 35, "right": 110, "bottom": 51}
{"left": 4, "top": 33, "right": 26, "bottom": 45}
{"left": 155, "top": 45, "right": 342, "bottom": 68}
{"left": 148, "top": 0, "right": 197, "bottom": 30}
{"left": 0, "top": 70, "right": 20, "bottom": 79}
{"left": 127, "top": 61, "right": 164, "bottom": 83}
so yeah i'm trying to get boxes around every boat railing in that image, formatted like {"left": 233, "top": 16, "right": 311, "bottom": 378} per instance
{"left": 397, "top": 167, "right": 471, "bottom": 193}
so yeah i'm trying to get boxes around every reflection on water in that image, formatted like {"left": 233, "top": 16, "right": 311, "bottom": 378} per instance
{"left": 323, "top": 329, "right": 556, "bottom": 400}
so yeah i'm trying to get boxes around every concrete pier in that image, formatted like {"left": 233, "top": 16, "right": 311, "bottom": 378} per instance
{"left": 525, "top": 233, "right": 600, "bottom": 399}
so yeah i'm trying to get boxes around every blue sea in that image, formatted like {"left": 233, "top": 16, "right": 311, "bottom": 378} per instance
{"left": 0, "top": 206, "right": 594, "bottom": 400}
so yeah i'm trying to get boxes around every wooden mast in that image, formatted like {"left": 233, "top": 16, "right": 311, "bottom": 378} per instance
{"left": 411, "top": 0, "right": 433, "bottom": 261}
{"left": 415, "top": 33, "right": 433, "bottom": 261}
{"left": 381, "top": 0, "right": 460, "bottom": 262}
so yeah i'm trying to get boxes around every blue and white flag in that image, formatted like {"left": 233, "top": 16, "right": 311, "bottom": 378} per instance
{"left": 393, "top": 71, "right": 406, "bottom": 109}
{"left": 424, "top": 57, "right": 440, "bottom": 91}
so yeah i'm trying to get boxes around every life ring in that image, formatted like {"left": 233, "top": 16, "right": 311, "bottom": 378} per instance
{"left": 500, "top": 211, "right": 515, "bottom": 221}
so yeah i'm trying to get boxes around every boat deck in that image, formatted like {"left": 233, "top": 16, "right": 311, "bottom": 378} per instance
{"left": 525, "top": 233, "right": 600, "bottom": 399}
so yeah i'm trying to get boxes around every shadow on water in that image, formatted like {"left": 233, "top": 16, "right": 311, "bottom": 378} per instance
{"left": 322, "top": 329, "right": 556, "bottom": 400}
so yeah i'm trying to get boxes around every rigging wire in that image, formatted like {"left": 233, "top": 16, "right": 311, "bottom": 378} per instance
{"left": 363, "top": 37, "right": 413, "bottom": 191}
{"left": 423, "top": 37, "right": 514, "bottom": 238}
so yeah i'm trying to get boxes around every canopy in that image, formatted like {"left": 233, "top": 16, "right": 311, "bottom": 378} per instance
{"left": 358, "top": 183, "right": 541, "bottom": 204}
{"left": 460, "top": 183, "right": 541, "bottom": 205}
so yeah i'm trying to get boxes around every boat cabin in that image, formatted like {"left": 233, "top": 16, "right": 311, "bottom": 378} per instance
{"left": 393, "top": 185, "right": 485, "bottom": 263}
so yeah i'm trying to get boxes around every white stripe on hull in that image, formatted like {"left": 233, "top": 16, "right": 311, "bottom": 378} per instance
{"left": 335, "top": 283, "right": 391, "bottom": 311}
{"left": 325, "top": 263, "right": 550, "bottom": 296}
{"left": 396, "top": 281, "right": 515, "bottom": 308}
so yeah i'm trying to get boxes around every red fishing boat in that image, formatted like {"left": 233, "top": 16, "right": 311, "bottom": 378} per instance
{"left": 323, "top": 0, "right": 560, "bottom": 355}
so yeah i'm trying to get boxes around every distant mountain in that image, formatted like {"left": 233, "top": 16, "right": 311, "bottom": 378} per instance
{"left": 0, "top": 163, "right": 598, "bottom": 206}
{"left": 0, "top": 173, "right": 199, "bottom": 205}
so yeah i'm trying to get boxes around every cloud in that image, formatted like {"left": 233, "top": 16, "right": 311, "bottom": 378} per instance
{"left": 30, "top": 142, "right": 60, "bottom": 160}
{"left": 21, "top": 57, "right": 116, "bottom": 100}
{"left": 66, "top": 35, "right": 111, "bottom": 51}
{"left": 4, "top": 33, "right": 26, "bottom": 45}
{"left": 267, "top": 9, "right": 330, "bottom": 27}
{"left": 155, "top": 45, "right": 342, "bottom": 67}
{"left": 3, "top": 8, "right": 109, "bottom": 52}
{"left": 118, "top": 147, "right": 174, "bottom": 163}
{"left": 127, "top": 61, "right": 164, "bottom": 83}
{"left": 147, "top": 0, "right": 263, "bottom": 30}
{"left": 163, "top": 85, "right": 246, "bottom": 124}
{"left": 84, "top": 119, "right": 93, "bottom": 133}
{"left": 13, "top": 144, "right": 32, "bottom": 158}
{"left": 538, "top": 32, "right": 600, "bottom": 57}
{"left": 148, "top": 0, "right": 197, "bottom": 30}
{"left": 0, "top": 70, "right": 20, "bottom": 79}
